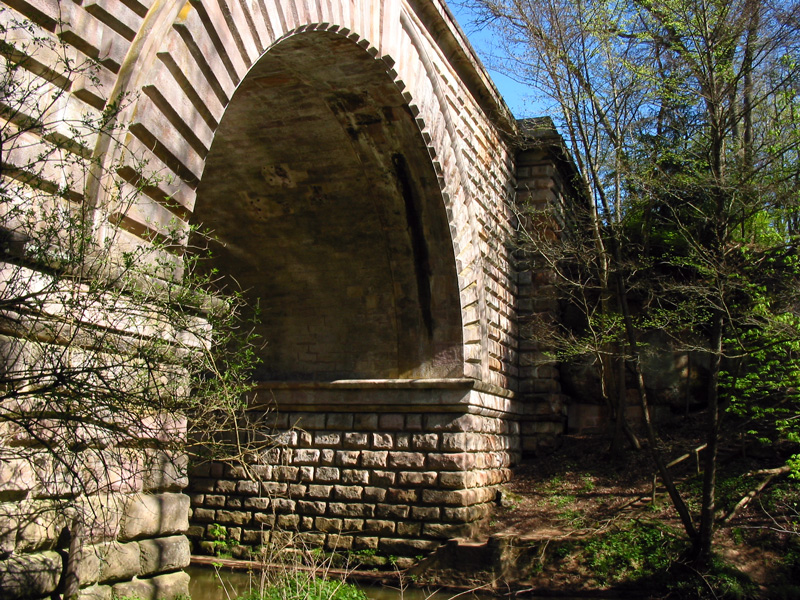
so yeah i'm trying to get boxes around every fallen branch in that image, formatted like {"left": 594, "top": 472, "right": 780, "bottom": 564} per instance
{"left": 719, "top": 465, "right": 791, "bottom": 524}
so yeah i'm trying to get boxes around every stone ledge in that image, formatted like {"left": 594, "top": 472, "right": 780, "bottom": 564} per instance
{"left": 253, "top": 378, "right": 514, "bottom": 397}
{"left": 248, "top": 382, "right": 521, "bottom": 418}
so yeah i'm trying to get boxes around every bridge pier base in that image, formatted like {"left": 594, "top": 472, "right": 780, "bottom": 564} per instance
{"left": 187, "top": 380, "right": 521, "bottom": 559}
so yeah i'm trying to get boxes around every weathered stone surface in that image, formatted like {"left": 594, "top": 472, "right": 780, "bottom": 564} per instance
{"left": 111, "top": 571, "right": 190, "bottom": 600}
{"left": 0, "top": 551, "right": 62, "bottom": 598}
{"left": 77, "top": 584, "right": 113, "bottom": 600}
{"left": 0, "top": 0, "right": 578, "bottom": 571}
{"left": 120, "top": 493, "right": 190, "bottom": 540}
{"left": 97, "top": 541, "right": 140, "bottom": 583}
{"left": 138, "top": 535, "right": 191, "bottom": 575}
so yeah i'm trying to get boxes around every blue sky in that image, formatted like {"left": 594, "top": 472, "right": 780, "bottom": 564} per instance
{"left": 446, "top": 2, "right": 538, "bottom": 119}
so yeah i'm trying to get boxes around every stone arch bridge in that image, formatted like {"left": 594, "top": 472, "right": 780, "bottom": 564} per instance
{"left": 0, "top": 0, "right": 575, "bottom": 594}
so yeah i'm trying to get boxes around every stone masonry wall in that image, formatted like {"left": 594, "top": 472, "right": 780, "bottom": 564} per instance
{"left": 187, "top": 385, "right": 520, "bottom": 563}
{"left": 0, "top": 436, "right": 191, "bottom": 599}
{"left": 514, "top": 127, "right": 572, "bottom": 455}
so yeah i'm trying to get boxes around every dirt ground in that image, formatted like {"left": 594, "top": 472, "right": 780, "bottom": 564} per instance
{"left": 480, "top": 415, "right": 799, "bottom": 597}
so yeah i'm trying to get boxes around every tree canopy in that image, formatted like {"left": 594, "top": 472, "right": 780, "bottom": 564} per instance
{"left": 463, "top": 0, "right": 800, "bottom": 564}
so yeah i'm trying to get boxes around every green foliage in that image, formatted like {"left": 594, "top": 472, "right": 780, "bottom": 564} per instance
{"left": 236, "top": 575, "right": 367, "bottom": 600}
{"left": 582, "top": 522, "right": 681, "bottom": 585}
{"left": 208, "top": 523, "right": 235, "bottom": 558}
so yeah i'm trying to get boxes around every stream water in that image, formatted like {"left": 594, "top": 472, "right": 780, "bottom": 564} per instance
{"left": 185, "top": 565, "right": 610, "bottom": 600}
{"left": 185, "top": 565, "right": 488, "bottom": 600}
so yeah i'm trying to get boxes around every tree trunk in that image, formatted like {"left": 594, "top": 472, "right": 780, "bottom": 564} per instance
{"left": 694, "top": 307, "right": 724, "bottom": 565}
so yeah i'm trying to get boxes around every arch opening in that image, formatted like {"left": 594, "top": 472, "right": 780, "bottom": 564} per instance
{"left": 192, "top": 31, "right": 463, "bottom": 381}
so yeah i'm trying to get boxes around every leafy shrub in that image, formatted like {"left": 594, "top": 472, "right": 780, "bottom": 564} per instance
{"left": 582, "top": 522, "right": 680, "bottom": 584}
{"left": 237, "top": 574, "right": 367, "bottom": 600}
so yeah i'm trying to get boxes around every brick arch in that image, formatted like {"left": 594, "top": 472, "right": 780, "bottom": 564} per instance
{"left": 95, "top": 0, "right": 508, "bottom": 386}
{"left": 191, "top": 29, "right": 463, "bottom": 379}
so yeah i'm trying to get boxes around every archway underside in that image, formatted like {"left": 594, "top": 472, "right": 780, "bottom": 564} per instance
{"left": 193, "top": 32, "right": 463, "bottom": 381}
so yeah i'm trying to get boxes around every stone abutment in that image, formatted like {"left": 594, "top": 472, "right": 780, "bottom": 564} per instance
{"left": 0, "top": 0, "right": 575, "bottom": 596}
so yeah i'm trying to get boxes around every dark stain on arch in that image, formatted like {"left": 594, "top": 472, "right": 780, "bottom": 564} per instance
{"left": 392, "top": 152, "right": 433, "bottom": 338}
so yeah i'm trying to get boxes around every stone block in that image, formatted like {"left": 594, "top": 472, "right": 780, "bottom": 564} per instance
{"left": 254, "top": 513, "right": 275, "bottom": 526}
{"left": 112, "top": 571, "right": 190, "bottom": 600}
{"left": 142, "top": 451, "right": 188, "bottom": 493}
{"left": 411, "top": 506, "right": 440, "bottom": 521}
{"left": 441, "top": 432, "right": 484, "bottom": 452}
{"left": 0, "top": 551, "right": 62, "bottom": 598}
{"left": 342, "top": 469, "right": 369, "bottom": 485}
{"left": 343, "top": 432, "right": 369, "bottom": 449}
{"left": 353, "top": 536, "right": 379, "bottom": 550}
{"left": 120, "top": 493, "right": 189, "bottom": 540}
{"left": 388, "top": 452, "right": 425, "bottom": 469}
{"left": 314, "top": 517, "right": 343, "bottom": 532}
{"left": 442, "top": 504, "right": 491, "bottom": 522}
{"left": 190, "top": 478, "right": 215, "bottom": 493}
{"left": 333, "top": 485, "right": 363, "bottom": 500}
{"left": 328, "top": 503, "right": 374, "bottom": 518}
{"left": 243, "top": 497, "right": 270, "bottom": 510}
{"left": 335, "top": 451, "right": 360, "bottom": 466}
{"left": 76, "top": 544, "right": 103, "bottom": 586}
{"left": 192, "top": 508, "right": 215, "bottom": 522}
{"left": 204, "top": 495, "right": 226, "bottom": 507}
{"left": 292, "top": 413, "right": 325, "bottom": 429}
{"left": 216, "top": 510, "right": 251, "bottom": 526}
{"left": 427, "top": 452, "right": 476, "bottom": 471}
{"left": 263, "top": 482, "right": 288, "bottom": 495}
{"left": 315, "top": 467, "right": 340, "bottom": 482}
{"left": 378, "top": 414, "right": 404, "bottom": 431}
{"left": 278, "top": 514, "right": 301, "bottom": 528}
{"left": 325, "top": 534, "right": 354, "bottom": 551}
{"left": 242, "top": 530, "right": 269, "bottom": 545}
{"left": 363, "top": 519, "right": 395, "bottom": 534}
{"left": 353, "top": 414, "right": 378, "bottom": 430}
{"left": 0, "top": 458, "right": 36, "bottom": 494}
{"left": 405, "top": 414, "right": 423, "bottom": 431}
{"left": 288, "top": 484, "right": 308, "bottom": 498}
{"left": 13, "top": 501, "right": 68, "bottom": 552}
{"left": 370, "top": 433, "right": 394, "bottom": 450}
{"left": 412, "top": 433, "right": 439, "bottom": 450}
{"left": 297, "top": 500, "right": 327, "bottom": 515}
{"left": 216, "top": 480, "right": 236, "bottom": 493}
{"left": 186, "top": 525, "right": 205, "bottom": 538}
{"left": 293, "top": 449, "right": 321, "bottom": 465}
{"left": 271, "top": 499, "right": 296, "bottom": 513}
{"left": 298, "top": 466, "right": 315, "bottom": 482}
{"left": 397, "top": 471, "right": 437, "bottom": 486}
{"left": 396, "top": 521, "right": 422, "bottom": 536}
{"left": 360, "top": 451, "right": 388, "bottom": 467}
{"left": 298, "top": 532, "right": 325, "bottom": 546}
{"left": 138, "top": 535, "right": 191, "bottom": 575}
{"left": 96, "top": 541, "right": 140, "bottom": 583}
{"left": 370, "top": 471, "right": 396, "bottom": 486}
{"left": 326, "top": 413, "right": 353, "bottom": 429}
{"left": 386, "top": 488, "right": 419, "bottom": 503}
{"left": 342, "top": 518, "right": 364, "bottom": 532}
{"left": 78, "top": 584, "right": 113, "bottom": 600}
{"left": 378, "top": 538, "right": 440, "bottom": 555}
{"left": 314, "top": 432, "right": 342, "bottom": 447}
{"left": 273, "top": 466, "right": 299, "bottom": 482}
{"left": 422, "top": 522, "right": 476, "bottom": 538}
{"left": 438, "top": 472, "right": 471, "bottom": 488}
{"left": 237, "top": 481, "right": 260, "bottom": 495}
{"left": 376, "top": 504, "right": 410, "bottom": 519}
{"left": 363, "top": 486, "right": 387, "bottom": 502}
{"left": 307, "top": 485, "right": 333, "bottom": 499}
